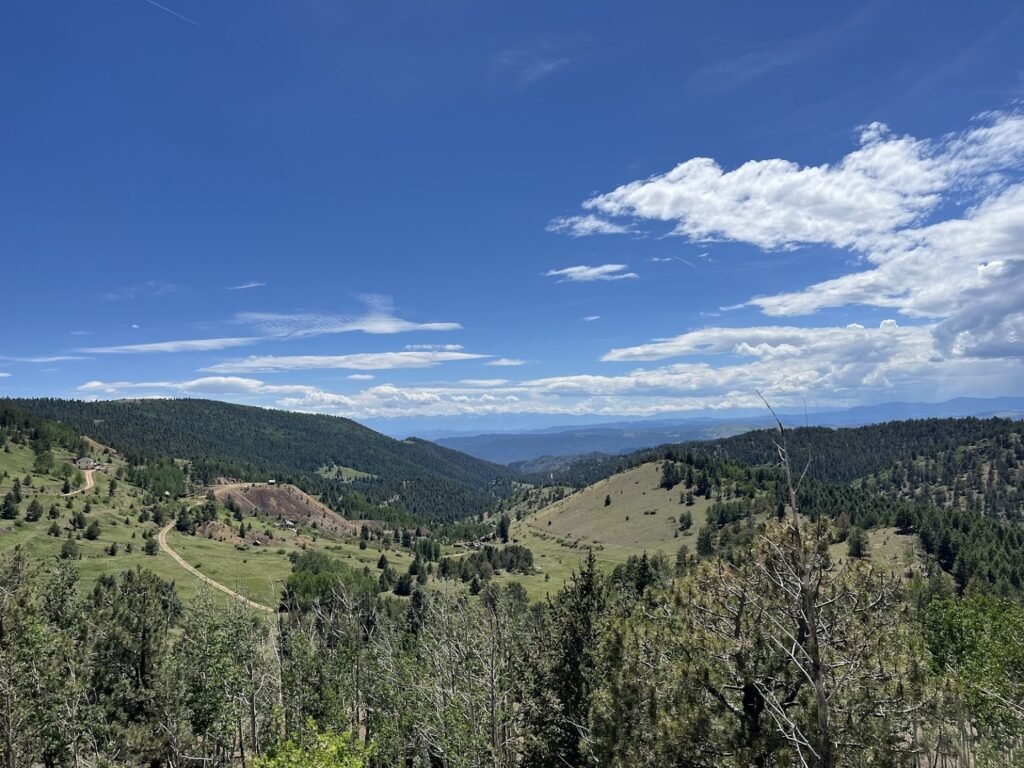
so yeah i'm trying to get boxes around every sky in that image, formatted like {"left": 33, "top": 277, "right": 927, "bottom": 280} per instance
{"left": 2, "top": 0, "right": 1023, "bottom": 435}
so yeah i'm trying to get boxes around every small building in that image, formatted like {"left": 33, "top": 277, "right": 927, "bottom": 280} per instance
{"left": 267, "top": 479, "right": 276, "bottom": 485}
{"left": 75, "top": 457, "right": 94, "bottom": 470}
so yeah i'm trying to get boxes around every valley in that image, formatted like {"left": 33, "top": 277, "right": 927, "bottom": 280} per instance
{"left": 2, "top": 398, "right": 1023, "bottom": 767}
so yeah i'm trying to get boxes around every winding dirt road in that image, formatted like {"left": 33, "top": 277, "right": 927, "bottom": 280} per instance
{"left": 157, "top": 523, "right": 275, "bottom": 614}
{"left": 64, "top": 469, "right": 95, "bottom": 496}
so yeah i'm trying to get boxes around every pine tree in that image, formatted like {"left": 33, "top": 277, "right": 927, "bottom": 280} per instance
{"left": 1, "top": 492, "right": 18, "bottom": 520}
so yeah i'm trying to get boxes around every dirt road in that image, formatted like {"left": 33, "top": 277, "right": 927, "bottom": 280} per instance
{"left": 64, "top": 469, "right": 95, "bottom": 496}
{"left": 157, "top": 523, "right": 275, "bottom": 614}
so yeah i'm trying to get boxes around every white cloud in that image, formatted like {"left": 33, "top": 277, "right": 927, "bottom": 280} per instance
{"left": 583, "top": 315, "right": 601, "bottom": 322}
{"left": 0, "top": 373, "right": 10, "bottom": 378}
{"left": 227, "top": 281, "right": 265, "bottom": 291}
{"left": 601, "top": 323, "right": 928, "bottom": 363}
{"left": 747, "top": 182, "right": 1024, "bottom": 345}
{"left": 74, "top": 314, "right": 1020, "bottom": 419}
{"left": 546, "top": 215, "right": 631, "bottom": 237}
{"left": 103, "top": 281, "right": 177, "bottom": 301}
{"left": 485, "top": 358, "right": 526, "bottom": 367}
{"left": 404, "top": 344, "right": 465, "bottom": 351}
{"left": 576, "top": 113, "right": 1024, "bottom": 251}
{"left": 545, "top": 264, "right": 638, "bottom": 282}
{"left": 202, "top": 350, "right": 489, "bottom": 373}
{"left": 346, "top": 374, "right": 375, "bottom": 381}
{"left": 237, "top": 295, "right": 460, "bottom": 337}
{"left": 0, "top": 355, "right": 86, "bottom": 363}
{"left": 492, "top": 48, "right": 570, "bottom": 89}
{"left": 79, "top": 337, "right": 259, "bottom": 354}
{"left": 557, "top": 110, "right": 1024, "bottom": 362}
{"left": 78, "top": 377, "right": 314, "bottom": 397}
{"left": 583, "top": 127, "right": 945, "bottom": 250}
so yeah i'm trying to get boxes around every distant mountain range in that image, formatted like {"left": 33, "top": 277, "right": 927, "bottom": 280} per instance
{"left": 435, "top": 397, "right": 1024, "bottom": 465}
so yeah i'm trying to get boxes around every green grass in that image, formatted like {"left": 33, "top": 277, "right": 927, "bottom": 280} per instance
{"left": 317, "top": 464, "right": 376, "bottom": 481}
{"left": 3, "top": 443, "right": 923, "bottom": 608}
{"left": 0, "top": 442, "right": 205, "bottom": 596}
{"left": 502, "top": 463, "right": 703, "bottom": 599}
{"left": 828, "top": 526, "right": 918, "bottom": 572}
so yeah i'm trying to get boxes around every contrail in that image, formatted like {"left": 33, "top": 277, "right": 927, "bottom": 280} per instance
{"left": 144, "top": 0, "right": 200, "bottom": 27}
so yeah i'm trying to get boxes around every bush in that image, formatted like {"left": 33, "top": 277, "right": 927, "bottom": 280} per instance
{"left": 255, "top": 727, "right": 371, "bottom": 768}
{"left": 847, "top": 527, "right": 870, "bottom": 559}
{"left": 60, "top": 539, "right": 80, "bottom": 560}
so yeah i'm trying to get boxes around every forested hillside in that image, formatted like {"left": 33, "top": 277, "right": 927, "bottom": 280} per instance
{"left": 526, "top": 418, "right": 1024, "bottom": 595}
{"left": 699, "top": 417, "right": 1022, "bottom": 484}
{"left": 3, "top": 402, "right": 1024, "bottom": 766}
{"left": 6, "top": 398, "right": 516, "bottom": 522}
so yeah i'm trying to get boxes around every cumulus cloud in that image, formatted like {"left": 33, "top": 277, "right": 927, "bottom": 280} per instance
{"left": 576, "top": 113, "right": 1024, "bottom": 251}
{"left": 346, "top": 374, "right": 375, "bottom": 381}
{"left": 202, "top": 350, "right": 489, "bottom": 374}
{"left": 555, "top": 110, "right": 1024, "bottom": 366}
{"left": 485, "top": 358, "right": 526, "bottom": 367}
{"left": 545, "top": 264, "right": 638, "bottom": 282}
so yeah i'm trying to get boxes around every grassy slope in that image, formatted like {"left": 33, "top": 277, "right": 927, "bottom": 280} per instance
{"left": 501, "top": 461, "right": 917, "bottom": 601}
{"left": 0, "top": 442, "right": 338, "bottom": 605}
{"left": 502, "top": 463, "right": 709, "bottom": 599}
{"left": 0, "top": 442, "right": 209, "bottom": 598}
{"left": 2, "top": 440, "right": 919, "bottom": 608}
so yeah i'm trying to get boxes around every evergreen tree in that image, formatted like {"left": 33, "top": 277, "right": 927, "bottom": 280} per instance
{"left": 25, "top": 499, "right": 43, "bottom": 522}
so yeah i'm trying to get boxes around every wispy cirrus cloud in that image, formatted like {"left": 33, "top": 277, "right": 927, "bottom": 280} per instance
{"left": 0, "top": 355, "right": 86, "bottom": 363}
{"left": 78, "top": 376, "right": 308, "bottom": 397}
{"left": 202, "top": 350, "right": 488, "bottom": 374}
{"left": 648, "top": 255, "right": 696, "bottom": 267}
{"left": 79, "top": 337, "right": 259, "bottom": 354}
{"left": 485, "top": 358, "right": 526, "bottom": 367}
{"left": 227, "top": 281, "right": 265, "bottom": 291}
{"left": 143, "top": 0, "right": 201, "bottom": 27}
{"left": 73, "top": 313, "right": 1019, "bottom": 420}
{"left": 491, "top": 47, "right": 570, "bottom": 89}
{"left": 583, "top": 315, "right": 601, "bottom": 322}
{"left": 546, "top": 214, "right": 631, "bottom": 237}
{"left": 546, "top": 264, "right": 638, "bottom": 282}
{"left": 237, "top": 294, "right": 460, "bottom": 337}
{"left": 103, "top": 281, "right": 178, "bottom": 302}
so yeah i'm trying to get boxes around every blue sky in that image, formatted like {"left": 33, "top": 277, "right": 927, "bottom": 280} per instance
{"left": 2, "top": 1, "right": 1023, "bottom": 434}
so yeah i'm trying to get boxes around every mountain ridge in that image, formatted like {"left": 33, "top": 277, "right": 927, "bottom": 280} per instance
{"left": 436, "top": 396, "right": 1024, "bottom": 464}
